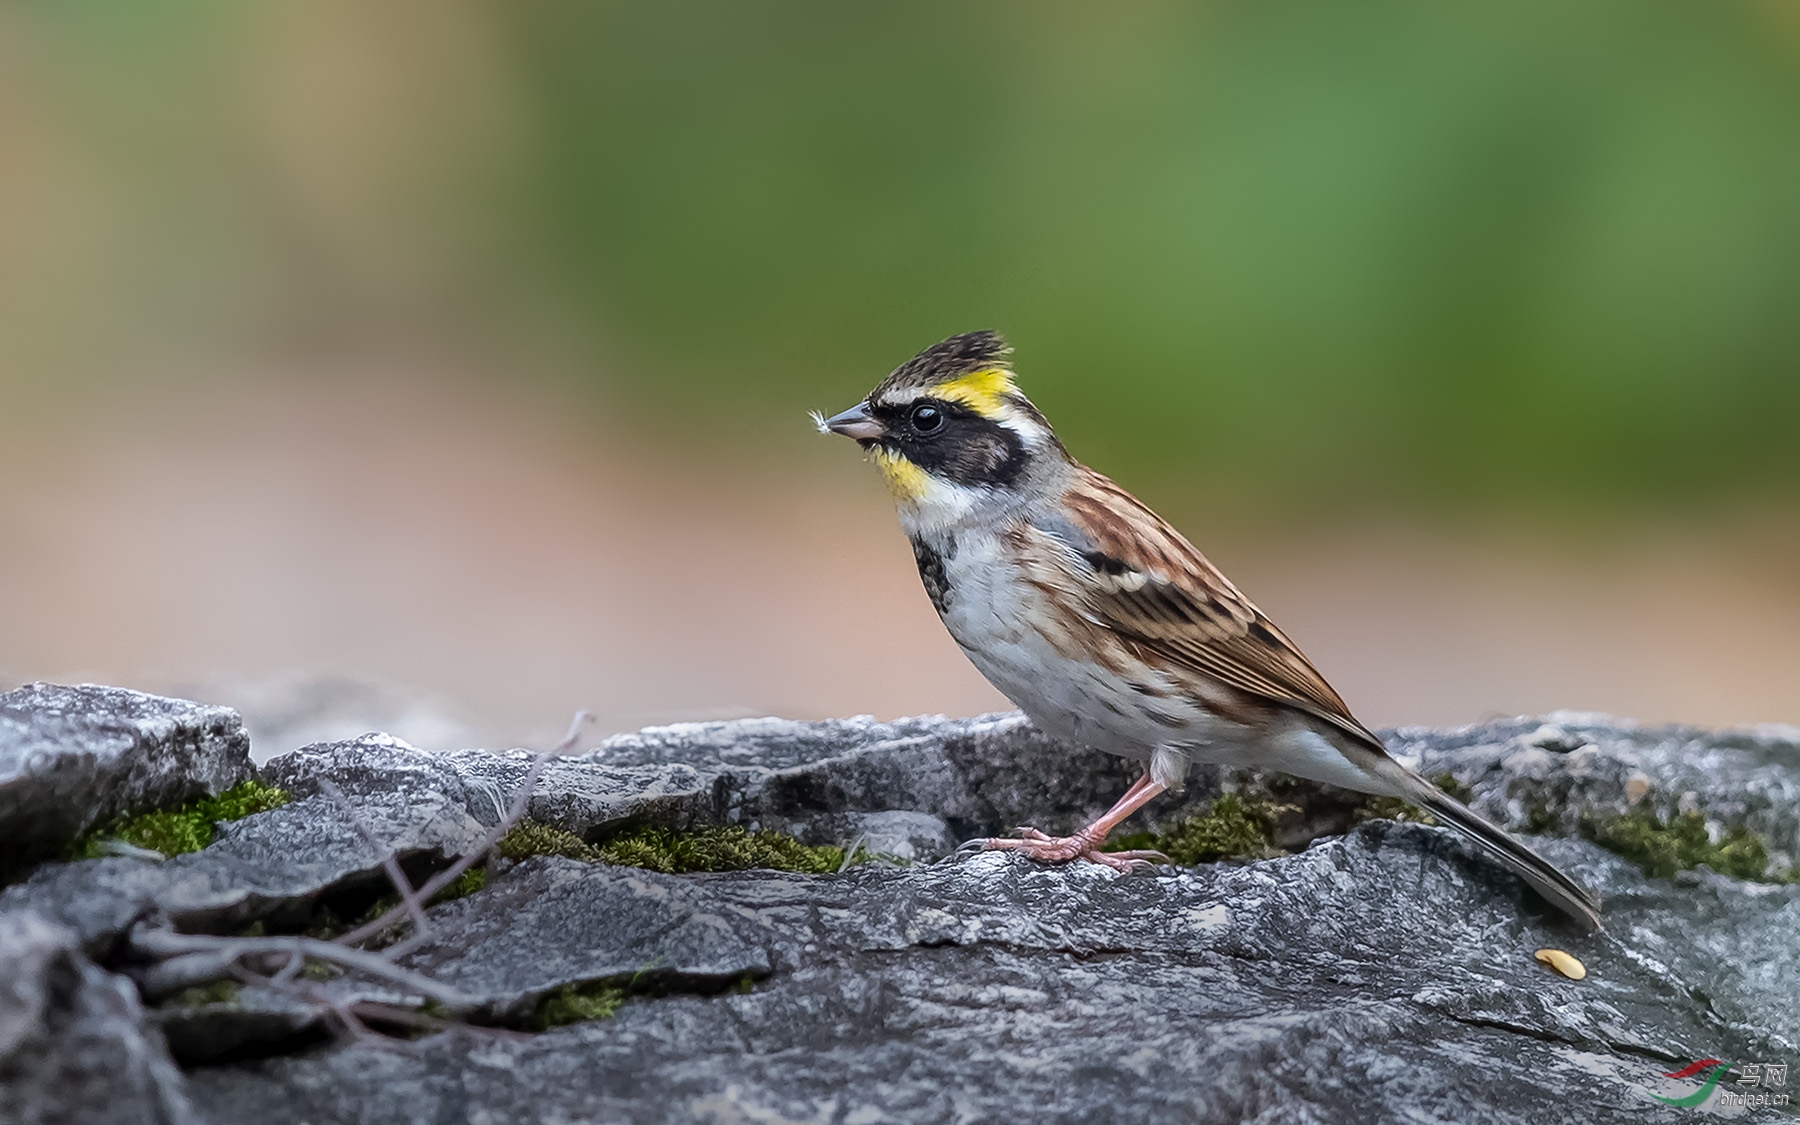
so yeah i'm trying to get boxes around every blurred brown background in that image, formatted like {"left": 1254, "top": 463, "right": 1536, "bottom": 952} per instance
{"left": 2, "top": 2, "right": 1797, "bottom": 755}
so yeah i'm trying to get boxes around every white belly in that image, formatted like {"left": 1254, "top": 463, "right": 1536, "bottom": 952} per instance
{"left": 920, "top": 527, "right": 1390, "bottom": 796}
{"left": 930, "top": 533, "right": 1230, "bottom": 761}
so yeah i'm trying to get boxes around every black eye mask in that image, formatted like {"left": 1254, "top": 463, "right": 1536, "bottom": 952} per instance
{"left": 868, "top": 397, "right": 1028, "bottom": 488}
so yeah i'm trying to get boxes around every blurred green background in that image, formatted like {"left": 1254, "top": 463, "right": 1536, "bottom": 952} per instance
{"left": 10, "top": 0, "right": 1800, "bottom": 512}
{"left": 3, "top": 0, "right": 1797, "bottom": 747}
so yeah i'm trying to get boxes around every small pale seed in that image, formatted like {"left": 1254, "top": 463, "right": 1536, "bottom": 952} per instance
{"left": 1535, "top": 948, "right": 1586, "bottom": 980}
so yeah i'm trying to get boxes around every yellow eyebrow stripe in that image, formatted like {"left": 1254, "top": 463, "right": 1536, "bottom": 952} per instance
{"left": 931, "top": 368, "right": 1015, "bottom": 418}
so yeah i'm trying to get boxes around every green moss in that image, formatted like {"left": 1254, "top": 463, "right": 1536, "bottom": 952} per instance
{"left": 1354, "top": 795, "right": 1433, "bottom": 826}
{"left": 1353, "top": 774, "right": 1478, "bottom": 827}
{"left": 168, "top": 980, "right": 241, "bottom": 1008}
{"left": 1526, "top": 800, "right": 1562, "bottom": 835}
{"left": 498, "top": 819, "right": 854, "bottom": 875}
{"left": 1429, "top": 772, "right": 1476, "bottom": 805}
{"left": 1106, "top": 792, "right": 1292, "bottom": 865}
{"left": 497, "top": 821, "right": 602, "bottom": 863}
{"left": 534, "top": 981, "right": 626, "bottom": 1029}
{"left": 72, "top": 780, "right": 290, "bottom": 860}
{"left": 602, "top": 825, "right": 850, "bottom": 874}
{"left": 431, "top": 866, "right": 488, "bottom": 903}
{"left": 1582, "top": 808, "right": 1788, "bottom": 882}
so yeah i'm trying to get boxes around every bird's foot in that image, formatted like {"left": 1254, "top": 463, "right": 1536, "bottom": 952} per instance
{"left": 963, "top": 826, "right": 1169, "bottom": 873}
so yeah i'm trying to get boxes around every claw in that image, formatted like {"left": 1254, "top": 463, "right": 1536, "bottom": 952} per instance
{"left": 1103, "top": 848, "right": 1172, "bottom": 866}
{"left": 959, "top": 828, "right": 1167, "bottom": 874}
{"left": 957, "top": 826, "right": 1047, "bottom": 853}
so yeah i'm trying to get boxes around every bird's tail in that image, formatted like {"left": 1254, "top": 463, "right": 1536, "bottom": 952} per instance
{"left": 1366, "top": 756, "right": 1603, "bottom": 931}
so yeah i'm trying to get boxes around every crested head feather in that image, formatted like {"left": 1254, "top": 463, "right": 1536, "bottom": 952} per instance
{"left": 870, "top": 331, "right": 1057, "bottom": 438}
{"left": 846, "top": 331, "right": 1070, "bottom": 533}
{"left": 873, "top": 331, "right": 1013, "bottom": 401}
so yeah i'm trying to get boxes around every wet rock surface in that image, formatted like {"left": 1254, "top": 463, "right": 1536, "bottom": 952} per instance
{"left": 0, "top": 687, "right": 1795, "bottom": 1123}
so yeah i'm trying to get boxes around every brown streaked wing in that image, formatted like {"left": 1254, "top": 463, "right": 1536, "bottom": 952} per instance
{"left": 1058, "top": 467, "right": 1384, "bottom": 750}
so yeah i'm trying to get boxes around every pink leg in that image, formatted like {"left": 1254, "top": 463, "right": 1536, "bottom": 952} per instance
{"left": 973, "top": 773, "right": 1170, "bottom": 872}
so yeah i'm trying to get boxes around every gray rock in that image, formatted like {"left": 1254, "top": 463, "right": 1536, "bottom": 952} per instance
{"left": 0, "top": 684, "right": 254, "bottom": 882}
{"left": 264, "top": 737, "right": 728, "bottom": 838}
{"left": 843, "top": 810, "right": 955, "bottom": 860}
{"left": 183, "top": 827, "right": 1796, "bottom": 1125}
{"left": 273, "top": 713, "right": 1183, "bottom": 853}
{"left": 2, "top": 693, "right": 1797, "bottom": 1123}
{"left": 394, "top": 857, "right": 775, "bottom": 1021}
{"left": 2, "top": 802, "right": 486, "bottom": 955}
{"left": 0, "top": 910, "right": 193, "bottom": 1125}
{"left": 3, "top": 736, "right": 487, "bottom": 950}
{"left": 1391, "top": 713, "right": 1800, "bottom": 861}
{"left": 150, "top": 986, "right": 324, "bottom": 1068}
{"left": 595, "top": 712, "right": 1155, "bottom": 841}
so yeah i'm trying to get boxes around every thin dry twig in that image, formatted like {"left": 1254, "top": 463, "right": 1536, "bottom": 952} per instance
{"left": 313, "top": 991, "right": 378, "bottom": 1041}
{"left": 128, "top": 711, "right": 598, "bottom": 1044}
{"left": 346, "top": 999, "right": 449, "bottom": 1034}
{"left": 248, "top": 971, "right": 533, "bottom": 1043}
{"left": 837, "top": 835, "right": 867, "bottom": 873}
{"left": 140, "top": 951, "right": 246, "bottom": 998}
{"left": 331, "top": 753, "right": 549, "bottom": 949}
{"left": 317, "top": 776, "right": 433, "bottom": 944}
{"left": 216, "top": 963, "right": 368, "bottom": 1042}
{"left": 332, "top": 711, "right": 593, "bottom": 951}
{"left": 271, "top": 948, "right": 306, "bottom": 985}
{"left": 552, "top": 710, "right": 596, "bottom": 756}
{"left": 131, "top": 926, "right": 475, "bottom": 1012}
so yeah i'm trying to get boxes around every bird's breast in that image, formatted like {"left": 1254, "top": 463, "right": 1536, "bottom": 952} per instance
{"left": 917, "top": 527, "right": 1249, "bottom": 759}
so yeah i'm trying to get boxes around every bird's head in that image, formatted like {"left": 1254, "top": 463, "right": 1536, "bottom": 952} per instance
{"left": 814, "top": 331, "right": 1066, "bottom": 530}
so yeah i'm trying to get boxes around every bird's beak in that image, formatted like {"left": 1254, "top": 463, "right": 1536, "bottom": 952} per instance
{"left": 819, "top": 401, "right": 886, "bottom": 442}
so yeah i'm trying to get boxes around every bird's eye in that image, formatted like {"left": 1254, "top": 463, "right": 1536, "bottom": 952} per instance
{"left": 910, "top": 404, "right": 943, "bottom": 433}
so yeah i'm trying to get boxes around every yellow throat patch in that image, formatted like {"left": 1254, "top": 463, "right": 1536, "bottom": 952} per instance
{"left": 871, "top": 447, "right": 930, "bottom": 502}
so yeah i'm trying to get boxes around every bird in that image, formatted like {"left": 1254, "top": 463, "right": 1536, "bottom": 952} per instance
{"left": 816, "top": 330, "right": 1601, "bottom": 929}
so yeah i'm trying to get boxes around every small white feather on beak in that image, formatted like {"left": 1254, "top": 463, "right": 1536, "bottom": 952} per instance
{"left": 808, "top": 410, "right": 830, "bottom": 435}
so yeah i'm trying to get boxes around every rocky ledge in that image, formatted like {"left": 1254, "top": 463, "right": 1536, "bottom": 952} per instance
{"left": 1, "top": 683, "right": 1796, "bottom": 1124}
